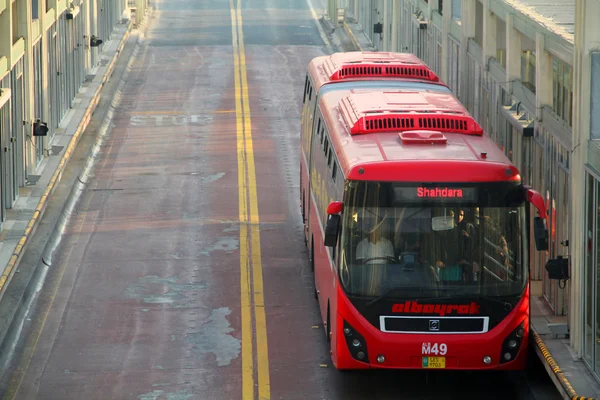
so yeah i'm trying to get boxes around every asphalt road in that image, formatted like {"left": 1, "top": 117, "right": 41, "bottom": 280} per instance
{"left": 0, "top": 0, "right": 562, "bottom": 399}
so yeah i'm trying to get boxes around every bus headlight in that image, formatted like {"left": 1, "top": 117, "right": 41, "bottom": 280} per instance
{"left": 343, "top": 320, "right": 369, "bottom": 363}
{"left": 500, "top": 321, "right": 526, "bottom": 364}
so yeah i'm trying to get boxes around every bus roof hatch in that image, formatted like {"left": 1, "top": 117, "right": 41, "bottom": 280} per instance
{"left": 324, "top": 52, "right": 439, "bottom": 82}
{"left": 339, "top": 91, "right": 483, "bottom": 136}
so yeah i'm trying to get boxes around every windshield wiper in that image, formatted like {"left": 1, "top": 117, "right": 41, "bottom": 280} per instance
{"left": 365, "top": 286, "right": 430, "bottom": 307}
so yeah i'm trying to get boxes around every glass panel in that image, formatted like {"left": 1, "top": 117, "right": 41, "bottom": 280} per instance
{"left": 585, "top": 174, "right": 595, "bottom": 366}
{"left": 595, "top": 178, "right": 600, "bottom": 372}
{"left": 32, "top": 0, "right": 39, "bottom": 19}
{"left": 451, "top": 0, "right": 461, "bottom": 20}
{"left": 339, "top": 181, "right": 527, "bottom": 299}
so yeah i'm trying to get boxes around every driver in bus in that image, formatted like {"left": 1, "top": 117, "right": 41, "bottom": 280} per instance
{"left": 356, "top": 213, "right": 395, "bottom": 265}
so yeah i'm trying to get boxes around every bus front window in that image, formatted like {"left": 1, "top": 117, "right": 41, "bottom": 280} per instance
{"left": 339, "top": 181, "right": 527, "bottom": 301}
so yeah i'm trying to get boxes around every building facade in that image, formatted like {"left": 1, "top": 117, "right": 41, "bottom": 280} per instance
{"left": 0, "top": 0, "right": 130, "bottom": 230}
{"left": 329, "top": 0, "right": 600, "bottom": 379}
{"left": 574, "top": 0, "right": 600, "bottom": 379}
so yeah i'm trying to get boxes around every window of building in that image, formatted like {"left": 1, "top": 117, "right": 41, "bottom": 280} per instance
{"left": 496, "top": 18, "right": 507, "bottom": 68}
{"left": 521, "top": 51, "right": 536, "bottom": 93}
{"left": 451, "top": 0, "right": 461, "bottom": 21}
{"left": 552, "top": 56, "right": 573, "bottom": 127}
{"left": 447, "top": 38, "right": 461, "bottom": 98}
{"left": 32, "top": 0, "right": 39, "bottom": 19}
{"left": 12, "top": 1, "right": 19, "bottom": 44}
{"left": 474, "top": 1, "right": 483, "bottom": 46}
{"left": 428, "top": 25, "right": 442, "bottom": 77}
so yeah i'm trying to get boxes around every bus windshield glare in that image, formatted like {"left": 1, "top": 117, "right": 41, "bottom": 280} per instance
{"left": 339, "top": 181, "right": 528, "bottom": 300}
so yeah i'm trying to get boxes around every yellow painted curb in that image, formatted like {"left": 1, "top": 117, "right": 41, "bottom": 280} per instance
{"left": 0, "top": 21, "right": 134, "bottom": 298}
{"left": 533, "top": 332, "right": 599, "bottom": 400}
{"left": 343, "top": 21, "right": 363, "bottom": 51}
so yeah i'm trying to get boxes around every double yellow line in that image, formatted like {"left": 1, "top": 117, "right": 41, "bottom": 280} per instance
{"left": 230, "top": 1, "right": 271, "bottom": 399}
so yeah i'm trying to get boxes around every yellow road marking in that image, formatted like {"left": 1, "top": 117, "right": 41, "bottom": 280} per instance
{"left": 231, "top": 2, "right": 254, "bottom": 399}
{"left": 231, "top": 0, "right": 271, "bottom": 398}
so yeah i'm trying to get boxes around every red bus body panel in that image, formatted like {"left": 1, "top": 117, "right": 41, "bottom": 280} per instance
{"left": 301, "top": 57, "right": 531, "bottom": 372}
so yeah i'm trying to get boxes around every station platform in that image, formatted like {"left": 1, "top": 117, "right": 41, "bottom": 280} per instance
{"left": 531, "top": 282, "right": 600, "bottom": 400}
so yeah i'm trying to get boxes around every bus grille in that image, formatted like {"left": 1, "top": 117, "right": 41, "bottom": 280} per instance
{"left": 379, "top": 316, "right": 490, "bottom": 334}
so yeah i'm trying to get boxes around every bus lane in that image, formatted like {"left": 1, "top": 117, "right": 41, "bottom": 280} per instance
{"left": 3, "top": 1, "right": 252, "bottom": 399}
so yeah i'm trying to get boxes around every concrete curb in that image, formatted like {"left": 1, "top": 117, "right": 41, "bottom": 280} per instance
{"left": 0, "top": 20, "right": 133, "bottom": 299}
{"left": 532, "top": 331, "right": 599, "bottom": 400}
{"left": 342, "top": 20, "right": 376, "bottom": 52}
{"left": 343, "top": 22, "right": 363, "bottom": 51}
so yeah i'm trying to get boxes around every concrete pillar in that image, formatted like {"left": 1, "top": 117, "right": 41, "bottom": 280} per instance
{"left": 459, "top": 0, "right": 476, "bottom": 100}
{"left": 383, "top": 0, "right": 389, "bottom": 51}
{"left": 0, "top": 5, "right": 10, "bottom": 63}
{"left": 20, "top": 0, "right": 35, "bottom": 178}
{"left": 505, "top": 14, "right": 521, "bottom": 87}
{"left": 570, "top": 0, "right": 600, "bottom": 355}
{"left": 82, "top": 0, "right": 91, "bottom": 73}
{"left": 90, "top": 0, "right": 98, "bottom": 67}
{"left": 535, "top": 33, "right": 553, "bottom": 118}
{"left": 441, "top": 0, "right": 451, "bottom": 83}
{"left": 391, "top": 0, "right": 400, "bottom": 52}
{"left": 482, "top": 0, "right": 496, "bottom": 62}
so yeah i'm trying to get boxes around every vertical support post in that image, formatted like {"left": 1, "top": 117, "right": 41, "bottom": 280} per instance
{"left": 391, "top": 0, "right": 399, "bottom": 52}
{"left": 441, "top": 0, "right": 451, "bottom": 81}
{"left": 505, "top": 14, "right": 521, "bottom": 92}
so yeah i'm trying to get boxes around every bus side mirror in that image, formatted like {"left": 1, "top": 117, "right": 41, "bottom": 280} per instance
{"left": 534, "top": 217, "right": 549, "bottom": 251}
{"left": 324, "top": 201, "right": 343, "bottom": 247}
{"left": 324, "top": 215, "right": 341, "bottom": 247}
{"left": 525, "top": 187, "right": 549, "bottom": 251}
{"left": 327, "top": 201, "right": 343, "bottom": 215}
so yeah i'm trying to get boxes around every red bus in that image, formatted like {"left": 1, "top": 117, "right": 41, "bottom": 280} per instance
{"left": 301, "top": 52, "right": 446, "bottom": 242}
{"left": 302, "top": 87, "right": 549, "bottom": 371}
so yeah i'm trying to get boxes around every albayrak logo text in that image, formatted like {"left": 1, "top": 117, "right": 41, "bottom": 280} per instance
{"left": 392, "top": 301, "right": 480, "bottom": 316}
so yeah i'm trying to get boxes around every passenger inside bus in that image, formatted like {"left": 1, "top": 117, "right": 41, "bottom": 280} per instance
{"left": 434, "top": 208, "right": 477, "bottom": 282}
{"left": 355, "top": 212, "right": 395, "bottom": 265}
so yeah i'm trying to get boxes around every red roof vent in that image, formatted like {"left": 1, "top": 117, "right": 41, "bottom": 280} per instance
{"left": 399, "top": 131, "right": 448, "bottom": 144}
{"left": 323, "top": 52, "right": 439, "bottom": 82}
{"left": 339, "top": 92, "right": 483, "bottom": 136}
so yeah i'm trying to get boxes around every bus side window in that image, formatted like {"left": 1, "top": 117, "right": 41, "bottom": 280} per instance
{"left": 316, "top": 119, "right": 321, "bottom": 138}
{"left": 308, "top": 85, "right": 313, "bottom": 102}
{"left": 324, "top": 137, "right": 329, "bottom": 155}
{"left": 320, "top": 126, "right": 325, "bottom": 145}
{"left": 303, "top": 75, "right": 309, "bottom": 104}
{"left": 327, "top": 148, "right": 333, "bottom": 168}
{"left": 332, "top": 161, "right": 337, "bottom": 182}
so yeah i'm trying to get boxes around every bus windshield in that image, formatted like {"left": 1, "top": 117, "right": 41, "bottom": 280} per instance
{"left": 339, "top": 181, "right": 528, "bottom": 300}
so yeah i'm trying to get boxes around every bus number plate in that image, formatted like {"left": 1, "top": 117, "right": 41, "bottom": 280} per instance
{"left": 422, "top": 356, "right": 446, "bottom": 369}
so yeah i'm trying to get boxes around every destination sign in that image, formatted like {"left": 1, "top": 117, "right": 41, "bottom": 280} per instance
{"left": 394, "top": 186, "right": 478, "bottom": 202}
